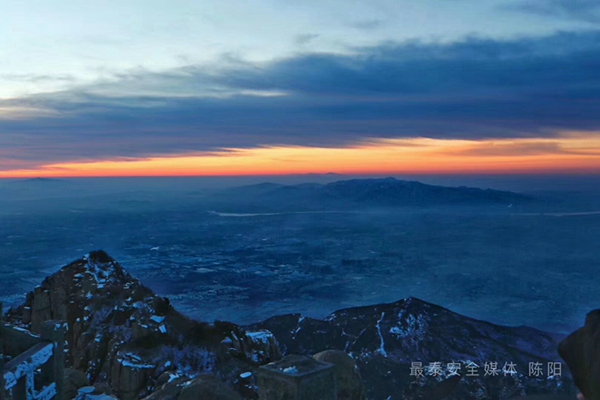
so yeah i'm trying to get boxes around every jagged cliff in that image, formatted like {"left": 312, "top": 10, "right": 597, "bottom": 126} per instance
{"left": 5, "top": 250, "right": 280, "bottom": 400}
{"left": 4, "top": 250, "right": 578, "bottom": 399}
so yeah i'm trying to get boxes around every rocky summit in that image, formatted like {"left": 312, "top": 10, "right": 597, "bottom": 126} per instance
{"left": 5, "top": 250, "right": 281, "bottom": 400}
{"left": 4, "top": 250, "right": 579, "bottom": 399}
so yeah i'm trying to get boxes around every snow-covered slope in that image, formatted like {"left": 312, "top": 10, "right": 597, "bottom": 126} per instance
{"left": 249, "top": 297, "right": 575, "bottom": 399}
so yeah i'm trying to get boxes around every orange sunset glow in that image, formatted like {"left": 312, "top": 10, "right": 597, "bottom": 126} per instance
{"left": 2, "top": 135, "right": 599, "bottom": 178}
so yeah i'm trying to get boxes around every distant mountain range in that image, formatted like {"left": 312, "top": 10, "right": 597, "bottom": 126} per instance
{"left": 8, "top": 177, "right": 67, "bottom": 183}
{"left": 206, "top": 177, "right": 532, "bottom": 212}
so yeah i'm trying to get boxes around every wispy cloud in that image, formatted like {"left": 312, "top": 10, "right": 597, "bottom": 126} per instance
{"left": 505, "top": 0, "right": 600, "bottom": 23}
{"left": 0, "top": 74, "right": 75, "bottom": 83}
{"left": 1, "top": 30, "right": 599, "bottom": 170}
{"left": 295, "top": 34, "right": 320, "bottom": 45}
{"left": 350, "top": 19, "right": 384, "bottom": 30}
{"left": 446, "top": 140, "right": 600, "bottom": 157}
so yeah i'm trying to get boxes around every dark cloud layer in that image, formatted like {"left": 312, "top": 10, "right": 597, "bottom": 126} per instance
{"left": 1, "top": 30, "right": 600, "bottom": 168}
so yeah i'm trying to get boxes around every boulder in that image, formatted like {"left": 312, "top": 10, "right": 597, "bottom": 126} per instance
{"left": 142, "top": 384, "right": 181, "bottom": 400}
{"left": 313, "top": 350, "right": 366, "bottom": 400}
{"left": 227, "top": 329, "right": 281, "bottom": 364}
{"left": 74, "top": 385, "right": 119, "bottom": 399}
{"left": 93, "top": 382, "right": 116, "bottom": 396}
{"left": 178, "top": 375, "right": 242, "bottom": 400}
{"left": 156, "top": 371, "right": 179, "bottom": 388}
{"left": 141, "top": 374, "right": 187, "bottom": 400}
{"left": 64, "top": 368, "right": 91, "bottom": 400}
{"left": 110, "top": 354, "right": 156, "bottom": 400}
{"left": 558, "top": 308, "right": 600, "bottom": 400}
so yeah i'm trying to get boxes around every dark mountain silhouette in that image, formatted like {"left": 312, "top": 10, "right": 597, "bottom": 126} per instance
{"left": 10, "top": 177, "right": 67, "bottom": 183}
{"left": 206, "top": 177, "right": 532, "bottom": 212}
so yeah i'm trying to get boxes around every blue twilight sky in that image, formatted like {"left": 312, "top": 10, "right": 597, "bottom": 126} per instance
{"left": 1, "top": 0, "right": 600, "bottom": 173}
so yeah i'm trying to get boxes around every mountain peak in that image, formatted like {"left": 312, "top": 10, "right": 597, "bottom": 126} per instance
{"left": 5, "top": 252, "right": 282, "bottom": 400}
{"left": 87, "top": 249, "right": 115, "bottom": 264}
{"left": 60, "top": 250, "right": 138, "bottom": 293}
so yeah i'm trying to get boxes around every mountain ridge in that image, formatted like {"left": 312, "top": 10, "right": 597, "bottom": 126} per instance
{"left": 248, "top": 296, "right": 571, "bottom": 399}
{"left": 207, "top": 177, "right": 532, "bottom": 212}
{"left": 4, "top": 250, "right": 575, "bottom": 399}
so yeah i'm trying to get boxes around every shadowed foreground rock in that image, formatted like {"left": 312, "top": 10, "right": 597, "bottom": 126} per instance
{"left": 313, "top": 350, "right": 366, "bottom": 400}
{"left": 558, "top": 309, "right": 600, "bottom": 400}
{"left": 508, "top": 396, "right": 575, "bottom": 400}
{"left": 64, "top": 368, "right": 90, "bottom": 400}
{"left": 141, "top": 374, "right": 242, "bottom": 400}
{"left": 179, "top": 375, "right": 242, "bottom": 400}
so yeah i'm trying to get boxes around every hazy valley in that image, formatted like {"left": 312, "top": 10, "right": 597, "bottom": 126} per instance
{"left": 1, "top": 176, "right": 599, "bottom": 336}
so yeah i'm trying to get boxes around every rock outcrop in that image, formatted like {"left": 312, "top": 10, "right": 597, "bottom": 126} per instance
{"left": 558, "top": 309, "right": 600, "bottom": 400}
{"left": 64, "top": 368, "right": 91, "bottom": 400}
{"left": 313, "top": 350, "right": 366, "bottom": 400}
{"left": 226, "top": 329, "right": 282, "bottom": 364}
{"left": 6, "top": 250, "right": 281, "bottom": 400}
{"left": 249, "top": 297, "right": 577, "bottom": 399}
{"left": 179, "top": 375, "right": 242, "bottom": 400}
{"left": 141, "top": 374, "right": 242, "bottom": 400}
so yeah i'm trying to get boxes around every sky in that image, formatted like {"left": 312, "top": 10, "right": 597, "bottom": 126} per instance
{"left": 1, "top": 0, "right": 600, "bottom": 177}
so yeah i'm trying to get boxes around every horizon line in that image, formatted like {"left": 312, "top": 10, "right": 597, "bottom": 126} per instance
{"left": 2, "top": 171, "right": 600, "bottom": 180}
